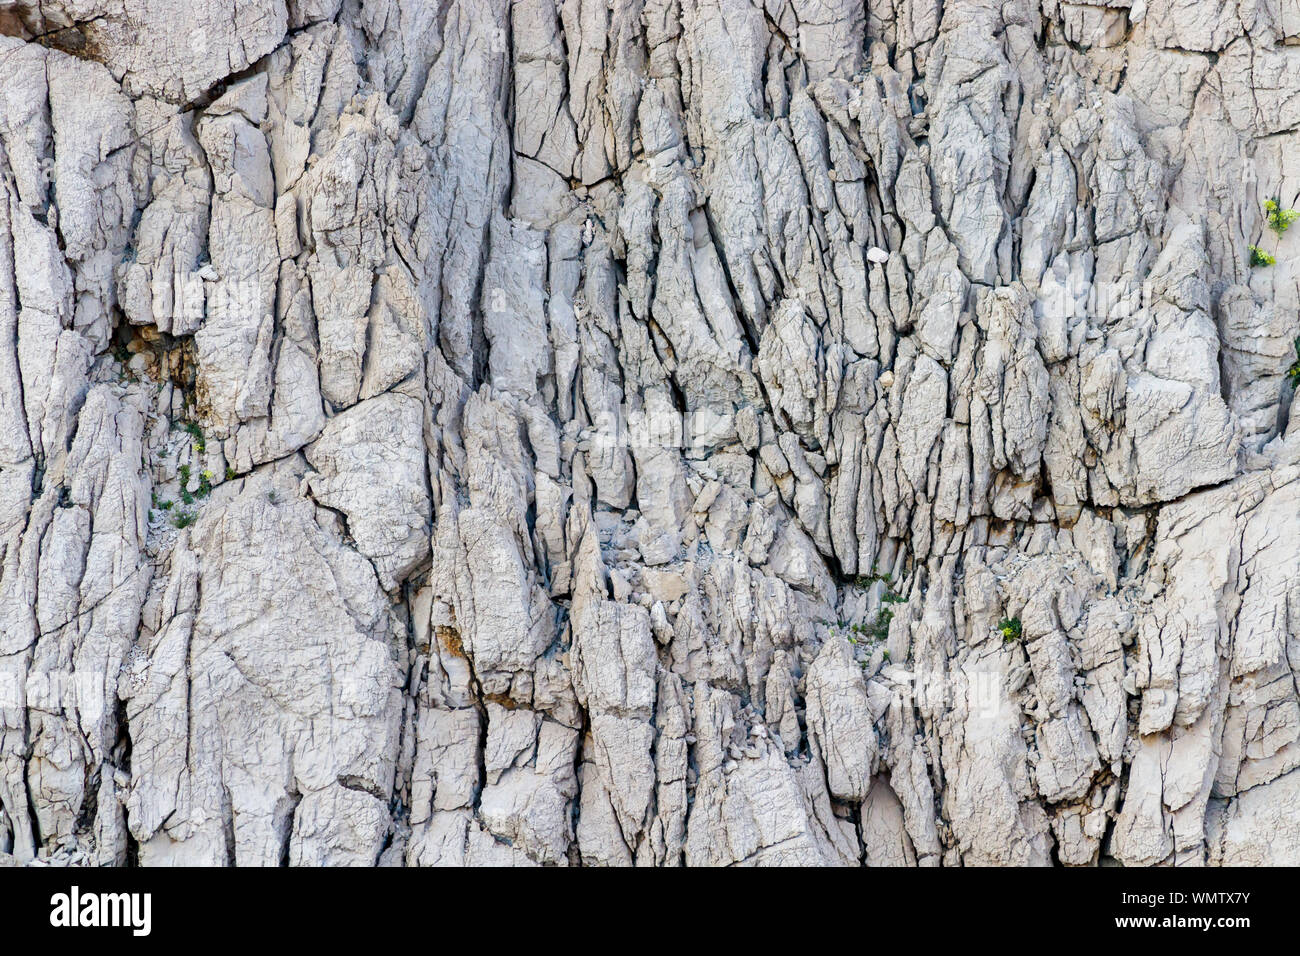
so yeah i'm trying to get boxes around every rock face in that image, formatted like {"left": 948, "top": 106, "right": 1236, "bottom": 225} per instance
{"left": 1, "top": 0, "right": 1299, "bottom": 868}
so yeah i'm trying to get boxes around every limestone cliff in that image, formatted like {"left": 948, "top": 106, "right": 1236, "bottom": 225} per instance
{"left": 1, "top": 0, "right": 1299, "bottom": 867}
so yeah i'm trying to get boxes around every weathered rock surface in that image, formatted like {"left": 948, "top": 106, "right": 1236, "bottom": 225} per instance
{"left": 2, "top": 0, "right": 1300, "bottom": 866}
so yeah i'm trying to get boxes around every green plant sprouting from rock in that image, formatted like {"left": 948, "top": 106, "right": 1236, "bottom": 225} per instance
{"left": 998, "top": 617, "right": 1023, "bottom": 643}
{"left": 1250, "top": 245, "right": 1276, "bottom": 268}
{"left": 178, "top": 420, "right": 206, "bottom": 453}
{"left": 838, "top": 562, "right": 907, "bottom": 645}
{"left": 852, "top": 561, "right": 892, "bottom": 591}
{"left": 871, "top": 588, "right": 906, "bottom": 642}
{"left": 1251, "top": 199, "right": 1298, "bottom": 268}
{"left": 175, "top": 463, "right": 215, "bottom": 508}
{"left": 1266, "top": 198, "right": 1299, "bottom": 237}
{"left": 178, "top": 464, "right": 193, "bottom": 504}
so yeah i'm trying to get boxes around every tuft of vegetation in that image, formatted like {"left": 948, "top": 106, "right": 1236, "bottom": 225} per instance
{"left": 172, "top": 510, "right": 197, "bottom": 529}
{"left": 1287, "top": 336, "right": 1300, "bottom": 388}
{"left": 848, "top": 561, "right": 906, "bottom": 641}
{"left": 870, "top": 612, "right": 892, "bottom": 641}
{"left": 852, "top": 562, "right": 893, "bottom": 590}
{"left": 178, "top": 421, "right": 206, "bottom": 453}
{"left": 998, "top": 617, "right": 1023, "bottom": 644}
{"left": 178, "top": 464, "right": 194, "bottom": 505}
{"left": 828, "top": 563, "right": 908, "bottom": 644}
{"left": 111, "top": 343, "right": 138, "bottom": 383}
{"left": 1250, "top": 245, "right": 1276, "bottom": 268}
{"left": 1266, "top": 199, "right": 1300, "bottom": 237}
{"left": 870, "top": 589, "right": 906, "bottom": 642}
{"left": 225, "top": 466, "right": 236, "bottom": 481}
